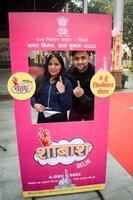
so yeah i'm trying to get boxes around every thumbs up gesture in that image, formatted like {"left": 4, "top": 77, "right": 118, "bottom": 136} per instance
{"left": 73, "top": 80, "right": 84, "bottom": 97}
{"left": 56, "top": 76, "right": 65, "bottom": 94}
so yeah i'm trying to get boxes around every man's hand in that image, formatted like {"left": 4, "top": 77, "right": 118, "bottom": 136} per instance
{"left": 73, "top": 80, "right": 84, "bottom": 98}
{"left": 56, "top": 76, "right": 65, "bottom": 94}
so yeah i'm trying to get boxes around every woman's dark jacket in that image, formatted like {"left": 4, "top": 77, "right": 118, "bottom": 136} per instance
{"left": 31, "top": 76, "right": 73, "bottom": 113}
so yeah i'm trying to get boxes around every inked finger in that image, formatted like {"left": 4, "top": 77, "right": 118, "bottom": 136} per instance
{"left": 77, "top": 80, "right": 81, "bottom": 87}
{"left": 59, "top": 76, "right": 63, "bottom": 83}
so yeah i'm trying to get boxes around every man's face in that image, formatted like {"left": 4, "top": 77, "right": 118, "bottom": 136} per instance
{"left": 73, "top": 51, "right": 89, "bottom": 73}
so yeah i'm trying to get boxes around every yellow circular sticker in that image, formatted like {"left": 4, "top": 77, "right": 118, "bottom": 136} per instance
{"left": 7, "top": 72, "right": 36, "bottom": 100}
{"left": 90, "top": 71, "right": 116, "bottom": 98}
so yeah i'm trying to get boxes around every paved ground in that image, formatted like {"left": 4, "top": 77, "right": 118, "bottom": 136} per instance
{"left": 0, "top": 69, "right": 133, "bottom": 200}
{"left": 0, "top": 69, "right": 11, "bottom": 94}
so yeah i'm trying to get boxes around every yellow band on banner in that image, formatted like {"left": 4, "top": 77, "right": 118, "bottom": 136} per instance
{"left": 23, "top": 183, "right": 105, "bottom": 197}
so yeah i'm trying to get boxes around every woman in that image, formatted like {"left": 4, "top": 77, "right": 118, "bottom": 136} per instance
{"left": 31, "top": 53, "right": 72, "bottom": 123}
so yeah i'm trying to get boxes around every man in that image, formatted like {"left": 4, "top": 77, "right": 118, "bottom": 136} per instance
{"left": 66, "top": 51, "right": 95, "bottom": 121}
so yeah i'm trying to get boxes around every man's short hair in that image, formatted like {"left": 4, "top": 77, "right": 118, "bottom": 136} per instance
{"left": 71, "top": 51, "right": 91, "bottom": 57}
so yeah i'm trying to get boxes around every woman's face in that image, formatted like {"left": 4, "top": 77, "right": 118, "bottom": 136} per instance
{"left": 48, "top": 57, "right": 62, "bottom": 78}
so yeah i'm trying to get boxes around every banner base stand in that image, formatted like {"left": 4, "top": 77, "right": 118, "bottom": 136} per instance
{"left": 31, "top": 190, "right": 105, "bottom": 200}
{"left": 0, "top": 145, "right": 7, "bottom": 151}
{"left": 96, "top": 190, "right": 105, "bottom": 200}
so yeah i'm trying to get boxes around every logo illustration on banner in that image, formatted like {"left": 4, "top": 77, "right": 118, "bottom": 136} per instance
{"left": 7, "top": 72, "right": 36, "bottom": 100}
{"left": 90, "top": 70, "right": 116, "bottom": 98}
{"left": 34, "top": 128, "right": 93, "bottom": 166}
{"left": 57, "top": 16, "right": 69, "bottom": 36}
{"left": 55, "top": 169, "right": 75, "bottom": 189}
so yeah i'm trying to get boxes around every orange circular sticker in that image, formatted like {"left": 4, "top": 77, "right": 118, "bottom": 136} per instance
{"left": 7, "top": 72, "right": 36, "bottom": 100}
{"left": 90, "top": 71, "right": 116, "bottom": 98}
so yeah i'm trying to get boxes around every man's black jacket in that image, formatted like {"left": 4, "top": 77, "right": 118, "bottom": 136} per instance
{"left": 66, "top": 63, "right": 95, "bottom": 114}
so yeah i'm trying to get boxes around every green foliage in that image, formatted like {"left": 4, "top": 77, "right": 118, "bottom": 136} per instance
{"left": 68, "top": 0, "right": 132, "bottom": 59}
{"left": 122, "top": 72, "right": 128, "bottom": 88}
{"left": 123, "top": 0, "right": 133, "bottom": 58}
{"left": 88, "top": 0, "right": 114, "bottom": 14}
{"left": 122, "top": 72, "right": 128, "bottom": 81}
{"left": 129, "top": 65, "right": 133, "bottom": 72}
{"left": 68, "top": 1, "right": 82, "bottom": 13}
{"left": 68, "top": 0, "right": 114, "bottom": 14}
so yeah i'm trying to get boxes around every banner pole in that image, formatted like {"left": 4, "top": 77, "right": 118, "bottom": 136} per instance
{"left": 96, "top": 190, "right": 106, "bottom": 200}
{"left": 0, "top": 145, "right": 7, "bottom": 151}
{"left": 31, "top": 191, "right": 106, "bottom": 200}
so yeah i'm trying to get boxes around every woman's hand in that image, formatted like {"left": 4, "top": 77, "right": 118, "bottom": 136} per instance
{"left": 34, "top": 103, "right": 45, "bottom": 113}
{"left": 56, "top": 76, "right": 65, "bottom": 94}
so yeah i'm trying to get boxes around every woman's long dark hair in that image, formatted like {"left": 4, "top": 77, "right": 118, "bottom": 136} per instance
{"left": 36, "top": 53, "right": 66, "bottom": 95}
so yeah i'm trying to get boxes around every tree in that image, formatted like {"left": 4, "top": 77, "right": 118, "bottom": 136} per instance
{"left": 68, "top": 0, "right": 114, "bottom": 14}
{"left": 68, "top": 0, "right": 133, "bottom": 59}
{"left": 68, "top": 1, "right": 82, "bottom": 13}
{"left": 88, "top": 0, "right": 114, "bottom": 14}
{"left": 123, "top": 0, "right": 133, "bottom": 59}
